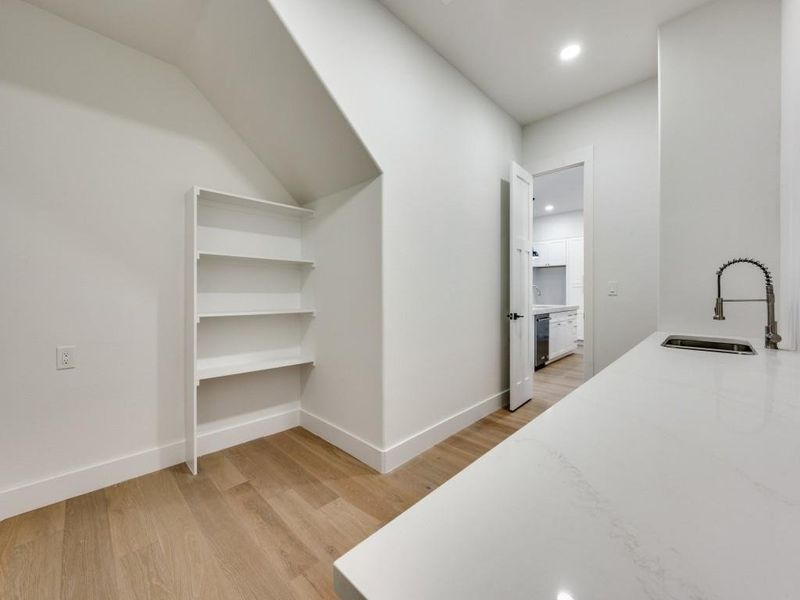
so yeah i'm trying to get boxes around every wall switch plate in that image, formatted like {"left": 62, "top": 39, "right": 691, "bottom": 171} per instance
{"left": 57, "top": 345, "right": 77, "bottom": 370}
{"left": 608, "top": 281, "right": 619, "bottom": 296}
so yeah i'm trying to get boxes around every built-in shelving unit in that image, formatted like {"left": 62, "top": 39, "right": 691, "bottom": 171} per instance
{"left": 185, "top": 186, "right": 315, "bottom": 474}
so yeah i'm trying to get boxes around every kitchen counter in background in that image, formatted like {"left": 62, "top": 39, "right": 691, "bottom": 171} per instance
{"left": 532, "top": 303, "right": 579, "bottom": 316}
{"left": 334, "top": 333, "right": 800, "bottom": 599}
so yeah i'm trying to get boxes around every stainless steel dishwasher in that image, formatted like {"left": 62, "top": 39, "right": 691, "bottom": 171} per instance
{"left": 534, "top": 314, "right": 550, "bottom": 370}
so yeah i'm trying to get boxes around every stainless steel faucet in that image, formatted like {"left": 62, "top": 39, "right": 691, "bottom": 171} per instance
{"left": 533, "top": 285, "right": 542, "bottom": 297}
{"left": 713, "top": 258, "right": 782, "bottom": 349}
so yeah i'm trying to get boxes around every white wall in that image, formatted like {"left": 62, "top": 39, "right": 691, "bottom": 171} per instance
{"left": 522, "top": 80, "right": 660, "bottom": 372}
{"left": 659, "top": 0, "right": 781, "bottom": 339}
{"left": 302, "top": 178, "right": 384, "bottom": 450}
{"left": 0, "top": 0, "right": 296, "bottom": 502}
{"left": 782, "top": 0, "right": 800, "bottom": 350}
{"left": 533, "top": 210, "right": 584, "bottom": 242}
{"left": 269, "top": 0, "right": 521, "bottom": 450}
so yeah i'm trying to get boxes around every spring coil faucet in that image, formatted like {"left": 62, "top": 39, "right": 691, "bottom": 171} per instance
{"left": 714, "top": 258, "right": 781, "bottom": 349}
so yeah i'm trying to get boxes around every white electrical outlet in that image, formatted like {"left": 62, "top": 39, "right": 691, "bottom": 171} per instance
{"left": 57, "top": 345, "right": 77, "bottom": 370}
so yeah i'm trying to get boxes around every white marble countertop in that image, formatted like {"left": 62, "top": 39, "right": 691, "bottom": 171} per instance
{"left": 334, "top": 333, "right": 800, "bottom": 600}
{"left": 532, "top": 304, "right": 579, "bottom": 316}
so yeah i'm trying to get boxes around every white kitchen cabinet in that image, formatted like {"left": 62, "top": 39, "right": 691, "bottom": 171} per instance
{"left": 569, "top": 314, "right": 579, "bottom": 346}
{"left": 548, "top": 310, "right": 578, "bottom": 362}
{"left": 566, "top": 237, "right": 585, "bottom": 340}
{"left": 550, "top": 320, "right": 566, "bottom": 358}
{"left": 532, "top": 240, "right": 567, "bottom": 267}
{"left": 547, "top": 240, "right": 567, "bottom": 266}
{"left": 531, "top": 242, "right": 546, "bottom": 267}
{"left": 532, "top": 236, "right": 584, "bottom": 340}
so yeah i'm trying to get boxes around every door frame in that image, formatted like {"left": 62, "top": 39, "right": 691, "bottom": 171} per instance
{"left": 528, "top": 146, "right": 595, "bottom": 380}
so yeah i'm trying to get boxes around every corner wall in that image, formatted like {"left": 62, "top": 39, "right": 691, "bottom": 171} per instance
{"left": 0, "top": 0, "right": 297, "bottom": 517}
{"left": 659, "top": 0, "right": 782, "bottom": 338}
{"left": 301, "top": 177, "right": 384, "bottom": 463}
{"left": 782, "top": 0, "right": 800, "bottom": 349}
{"left": 522, "top": 80, "right": 660, "bottom": 372}
{"left": 269, "top": 0, "right": 521, "bottom": 453}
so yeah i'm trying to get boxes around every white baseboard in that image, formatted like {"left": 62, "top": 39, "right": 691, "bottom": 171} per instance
{"left": 381, "top": 389, "right": 508, "bottom": 472}
{"left": 0, "top": 441, "right": 185, "bottom": 521}
{"left": 1, "top": 408, "right": 301, "bottom": 521}
{"left": 1, "top": 392, "right": 509, "bottom": 520}
{"left": 197, "top": 406, "right": 300, "bottom": 457}
{"left": 301, "top": 390, "right": 508, "bottom": 474}
{"left": 300, "top": 409, "right": 384, "bottom": 472}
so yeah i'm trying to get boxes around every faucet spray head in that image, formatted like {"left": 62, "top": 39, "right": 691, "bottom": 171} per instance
{"left": 713, "top": 298, "right": 725, "bottom": 320}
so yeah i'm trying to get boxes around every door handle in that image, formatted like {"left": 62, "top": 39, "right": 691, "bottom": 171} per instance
{"left": 506, "top": 313, "right": 525, "bottom": 320}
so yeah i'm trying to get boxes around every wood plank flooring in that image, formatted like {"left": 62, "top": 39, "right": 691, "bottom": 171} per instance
{"left": 0, "top": 352, "right": 584, "bottom": 599}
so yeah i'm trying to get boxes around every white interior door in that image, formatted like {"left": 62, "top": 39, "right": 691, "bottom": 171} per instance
{"left": 509, "top": 162, "right": 534, "bottom": 411}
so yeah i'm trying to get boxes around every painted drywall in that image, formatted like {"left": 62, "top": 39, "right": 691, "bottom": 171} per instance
{"left": 26, "top": 0, "right": 380, "bottom": 203}
{"left": 659, "top": 0, "right": 781, "bottom": 339}
{"left": 269, "top": 0, "right": 521, "bottom": 450}
{"left": 302, "top": 178, "right": 384, "bottom": 449}
{"left": 782, "top": 0, "right": 800, "bottom": 350}
{"left": 522, "top": 80, "right": 660, "bottom": 372}
{"left": 533, "top": 210, "right": 584, "bottom": 242}
{"left": 0, "top": 0, "right": 298, "bottom": 499}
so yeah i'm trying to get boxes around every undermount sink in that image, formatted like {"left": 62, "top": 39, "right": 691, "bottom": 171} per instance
{"left": 661, "top": 335, "right": 757, "bottom": 355}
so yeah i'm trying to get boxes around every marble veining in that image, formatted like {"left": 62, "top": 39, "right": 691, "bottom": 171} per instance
{"left": 333, "top": 333, "right": 800, "bottom": 600}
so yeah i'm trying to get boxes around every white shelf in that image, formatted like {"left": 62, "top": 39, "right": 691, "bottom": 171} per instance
{"left": 197, "top": 353, "right": 315, "bottom": 381}
{"left": 197, "top": 187, "right": 314, "bottom": 218}
{"left": 186, "top": 185, "right": 317, "bottom": 476}
{"left": 198, "top": 309, "right": 315, "bottom": 319}
{"left": 197, "top": 251, "right": 315, "bottom": 267}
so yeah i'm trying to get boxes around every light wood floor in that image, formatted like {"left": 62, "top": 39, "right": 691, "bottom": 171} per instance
{"left": 0, "top": 352, "right": 584, "bottom": 599}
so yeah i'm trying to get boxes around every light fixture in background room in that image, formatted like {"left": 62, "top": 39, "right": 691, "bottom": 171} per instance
{"left": 545, "top": 204, "right": 555, "bottom": 212}
{"left": 559, "top": 43, "right": 582, "bottom": 62}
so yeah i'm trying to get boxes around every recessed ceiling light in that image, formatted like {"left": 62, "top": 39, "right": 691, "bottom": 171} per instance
{"left": 557, "top": 593, "right": 575, "bottom": 600}
{"left": 545, "top": 204, "right": 555, "bottom": 212}
{"left": 560, "top": 44, "right": 582, "bottom": 62}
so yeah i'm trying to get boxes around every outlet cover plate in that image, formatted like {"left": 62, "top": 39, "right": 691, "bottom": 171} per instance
{"left": 57, "top": 345, "right": 77, "bottom": 370}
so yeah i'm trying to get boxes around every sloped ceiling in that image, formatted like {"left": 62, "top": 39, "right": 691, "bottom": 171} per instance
{"left": 26, "top": 0, "right": 380, "bottom": 203}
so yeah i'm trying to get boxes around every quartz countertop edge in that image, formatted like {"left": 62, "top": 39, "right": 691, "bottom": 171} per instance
{"left": 532, "top": 304, "right": 579, "bottom": 315}
{"left": 333, "top": 332, "right": 800, "bottom": 600}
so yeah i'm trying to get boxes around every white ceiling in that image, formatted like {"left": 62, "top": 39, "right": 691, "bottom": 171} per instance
{"left": 532, "top": 166, "right": 583, "bottom": 217}
{"left": 379, "top": 0, "right": 711, "bottom": 124}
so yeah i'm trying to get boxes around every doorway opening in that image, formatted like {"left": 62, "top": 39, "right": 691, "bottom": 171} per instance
{"left": 507, "top": 149, "right": 593, "bottom": 412}
{"left": 528, "top": 147, "right": 594, "bottom": 386}
{"left": 531, "top": 165, "right": 585, "bottom": 379}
